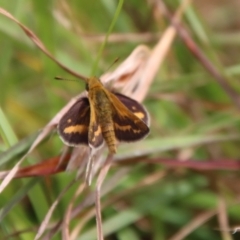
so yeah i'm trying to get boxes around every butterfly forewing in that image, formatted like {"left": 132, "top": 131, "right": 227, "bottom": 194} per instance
{"left": 110, "top": 93, "right": 150, "bottom": 142}
{"left": 58, "top": 97, "right": 90, "bottom": 146}
{"left": 114, "top": 93, "right": 149, "bottom": 125}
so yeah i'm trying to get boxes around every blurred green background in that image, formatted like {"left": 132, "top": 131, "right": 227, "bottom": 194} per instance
{"left": 1, "top": 0, "right": 240, "bottom": 239}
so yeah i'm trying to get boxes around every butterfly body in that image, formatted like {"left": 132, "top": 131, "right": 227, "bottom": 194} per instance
{"left": 88, "top": 78, "right": 116, "bottom": 153}
{"left": 58, "top": 77, "right": 150, "bottom": 154}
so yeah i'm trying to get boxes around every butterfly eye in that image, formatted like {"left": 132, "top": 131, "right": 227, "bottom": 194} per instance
{"left": 85, "top": 83, "right": 89, "bottom": 91}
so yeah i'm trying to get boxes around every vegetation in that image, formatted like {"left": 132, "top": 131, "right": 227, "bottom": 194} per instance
{"left": 1, "top": 0, "right": 240, "bottom": 239}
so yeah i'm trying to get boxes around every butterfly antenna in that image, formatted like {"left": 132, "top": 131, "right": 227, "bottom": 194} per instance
{"left": 105, "top": 58, "right": 120, "bottom": 73}
{"left": 55, "top": 76, "right": 80, "bottom": 83}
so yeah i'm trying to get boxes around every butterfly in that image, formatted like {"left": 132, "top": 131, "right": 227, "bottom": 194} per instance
{"left": 58, "top": 77, "right": 150, "bottom": 153}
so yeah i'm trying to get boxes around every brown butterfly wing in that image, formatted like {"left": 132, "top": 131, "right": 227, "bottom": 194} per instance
{"left": 88, "top": 100, "right": 104, "bottom": 150}
{"left": 114, "top": 93, "right": 150, "bottom": 125}
{"left": 110, "top": 93, "right": 150, "bottom": 142}
{"left": 58, "top": 97, "right": 90, "bottom": 146}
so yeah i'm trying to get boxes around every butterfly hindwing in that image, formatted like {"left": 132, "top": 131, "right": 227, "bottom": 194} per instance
{"left": 110, "top": 93, "right": 150, "bottom": 142}
{"left": 58, "top": 97, "right": 90, "bottom": 146}
{"left": 88, "top": 100, "right": 104, "bottom": 149}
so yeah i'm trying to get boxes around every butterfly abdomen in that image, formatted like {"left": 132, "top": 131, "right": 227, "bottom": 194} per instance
{"left": 101, "top": 124, "right": 116, "bottom": 153}
{"left": 94, "top": 90, "right": 117, "bottom": 153}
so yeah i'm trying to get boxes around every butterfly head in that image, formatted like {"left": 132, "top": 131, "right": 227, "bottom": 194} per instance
{"left": 86, "top": 77, "right": 103, "bottom": 92}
